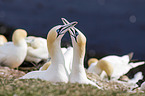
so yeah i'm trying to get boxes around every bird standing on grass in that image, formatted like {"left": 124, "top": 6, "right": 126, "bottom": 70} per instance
{"left": 61, "top": 18, "right": 101, "bottom": 89}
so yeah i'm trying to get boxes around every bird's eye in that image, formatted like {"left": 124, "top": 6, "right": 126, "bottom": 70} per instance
{"left": 56, "top": 27, "right": 63, "bottom": 33}
{"left": 73, "top": 30, "right": 79, "bottom": 42}
{"left": 75, "top": 30, "right": 79, "bottom": 37}
{"left": 56, "top": 29, "right": 60, "bottom": 33}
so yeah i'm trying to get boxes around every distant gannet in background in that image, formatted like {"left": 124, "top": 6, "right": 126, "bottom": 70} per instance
{"left": 0, "top": 35, "right": 7, "bottom": 46}
{"left": 88, "top": 53, "right": 145, "bottom": 80}
{"left": 25, "top": 36, "right": 49, "bottom": 64}
{"left": 62, "top": 18, "right": 101, "bottom": 89}
{"left": 88, "top": 58, "right": 98, "bottom": 67}
{"left": 0, "top": 29, "right": 27, "bottom": 68}
{"left": 25, "top": 36, "right": 68, "bottom": 64}
{"left": 87, "top": 58, "right": 99, "bottom": 74}
{"left": 20, "top": 21, "right": 77, "bottom": 83}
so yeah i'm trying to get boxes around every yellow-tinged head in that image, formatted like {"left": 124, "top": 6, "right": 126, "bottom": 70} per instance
{"left": 97, "top": 59, "right": 114, "bottom": 80}
{"left": 47, "top": 22, "right": 78, "bottom": 44}
{"left": 76, "top": 28, "right": 86, "bottom": 46}
{"left": 12, "top": 29, "right": 27, "bottom": 45}
{"left": 41, "top": 61, "right": 51, "bottom": 71}
{"left": 88, "top": 58, "right": 98, "bottom": 66}
{"left": 74, "top": 29, "right": 86, "bottom": 57}
{"left": 0, "top": 35, "right": 7, "bottom": 46}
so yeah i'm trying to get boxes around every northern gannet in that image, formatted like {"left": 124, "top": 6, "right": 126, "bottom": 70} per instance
{"left": 61, "top": 18, "right": 101, "bottom": 89}
{"left": 25, "top": 36, "right": 68, "bottom": 64}
{"left": 0, "top": 35, "right": 7, "bottom": 46}
{"left": 87, "top": 58, "right": 99, "bottom": 74}
{"left": 88, "top": 58, "right": 98, "bottom": 67}
{"left": 20, "top": 21, "right": 77, "bottom": 83}
{"left": 88, "top": 53, "right": 145, "bottom": 80}
{"left": 63, "top": 46, "right": 73, "bottom": 74}
{"left": 0, "top": 29, "right": 27, "bottom": 68}
{"left": 25, "top": 36, "right": 49, "bottom": 64}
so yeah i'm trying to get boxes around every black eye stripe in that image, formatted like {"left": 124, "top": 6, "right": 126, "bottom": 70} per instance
{"left": 57, "top": 27, "right": 63, "bottom": 32}
{"left": 75, "top": 30, "right": 78, "bottom": 36}
{"left": 70, "top": 29, "right": 79, "bottom": 42}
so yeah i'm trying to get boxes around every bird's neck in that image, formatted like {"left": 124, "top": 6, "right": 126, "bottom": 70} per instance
{"left": 48, "top": 41, "right": 65, "bottom": 67}
{"left": 71, "top": 45, "right": 86, "bottom": 76}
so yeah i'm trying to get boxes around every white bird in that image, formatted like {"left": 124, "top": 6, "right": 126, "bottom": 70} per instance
{"left": 25, "top": 36, "right": 49, "bottom": 64}
{"left": 20, "top": 21, "right": 77, "bottom": 83}
{"left": 88, "top": 53, "right": 145, "bottom": 80}
{"left": 88, "top": 58, "right": 98, "bottom": 67}
{"left": 62, "top": 18, "right": 101, "bottom": 89}
{"left": 87, "top": 58, "right": 99, "bottom": 74}
{"left": 0, "top": 35, "right": 7, "bottom": 46}
{"left": 0, "top": 29, "right": 27, "bottom": 68}
{"left": 25, "top": 36, "right": 68, "bottom": 64}
{"left": 63, "top": 46, "right": 73, "bottom": 74}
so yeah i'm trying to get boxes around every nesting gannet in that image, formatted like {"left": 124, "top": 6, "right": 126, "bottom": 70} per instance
{"left": 20, "top": 21, "right": 77, "bottom": 83}
{"left": 61, "top": 18, "right": 101, "bottom": 89}
{"left": 87, "top": 58, "right": 99, "bottom": 74}
{"left": 25, "top": 36, "right": 49, "bottom": 63}
{"left": 0, "top": 29, "right": 27, "bottom": 68}
{"left": 0, "top": 35, "right": 7, "bottom": 46}
{"left": 88, "top": 58, "right": 98, "bottom": 67}
{"left": 89, "top": 53, "right": 145, "bottom": 80}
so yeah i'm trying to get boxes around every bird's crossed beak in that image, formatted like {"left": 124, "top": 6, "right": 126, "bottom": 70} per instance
{"left": 57, "top": 21, "right": 78, "bottom": 37}
{"left": 61, "top": 18, "right": 79, "bottom": 42}
{"left": 61, "top": 18, "right": 77, "bottom": 37}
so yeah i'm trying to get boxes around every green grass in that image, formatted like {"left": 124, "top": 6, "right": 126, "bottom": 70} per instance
{"left": 0, "top": 78, "right": 144, "bottom": 96}
{"left": 0, "top": 67, "right": 145, "bottom": 96}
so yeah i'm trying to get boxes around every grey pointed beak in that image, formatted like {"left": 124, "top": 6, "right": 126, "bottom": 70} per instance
{"left": 61, "top": 18, "right": 76, "bottom": 36}
{"left": 60, "top": 21, "right": 77, "bottom": 34}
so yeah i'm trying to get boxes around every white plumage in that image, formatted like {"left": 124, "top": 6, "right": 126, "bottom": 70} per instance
{"left": 25, "top": 36, "right": 49, "bottom": 63}
{"left": 62, "top": 18, "right": 101, "bottom": 89}
{"left": 0, "top": 29, "right": 27, "bottom": 68}
{"left": 20, "top": 22, "right": 77, "bottom": 83}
